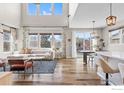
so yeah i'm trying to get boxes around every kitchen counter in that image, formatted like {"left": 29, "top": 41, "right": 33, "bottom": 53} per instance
{"left": 96, "top": 51, "right": 124, "bottom": 61}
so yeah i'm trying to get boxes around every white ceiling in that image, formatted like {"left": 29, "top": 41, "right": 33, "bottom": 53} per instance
{"left": 69, "top": 3, "right": 124, "bottom": 28}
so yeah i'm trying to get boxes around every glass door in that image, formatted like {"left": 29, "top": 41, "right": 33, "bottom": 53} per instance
{"left": 76, "top": 32, "right": 92, "bottom": 57}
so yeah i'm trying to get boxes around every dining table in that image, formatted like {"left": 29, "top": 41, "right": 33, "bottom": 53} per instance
{"left": 79, "top": 50, "right": 95, "bottom": 64}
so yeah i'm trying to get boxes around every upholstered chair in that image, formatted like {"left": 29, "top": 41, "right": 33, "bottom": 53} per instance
{"left": 99, "top": 58, "right": 119, "bottom": 85}
{"left": 8, "top": 59, "right": 33, "bottom": 78}
{"left": 118, "top": 63, "right": 124, "bottom": 84}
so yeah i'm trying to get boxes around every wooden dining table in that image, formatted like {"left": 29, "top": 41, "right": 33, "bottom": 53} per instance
{"left": 79, "top": 50, "right": 95, "bottom": 64}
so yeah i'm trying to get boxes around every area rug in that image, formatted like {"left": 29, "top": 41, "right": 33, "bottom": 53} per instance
{"left": 32, "top": 60, "right": 57, "bottom": 74}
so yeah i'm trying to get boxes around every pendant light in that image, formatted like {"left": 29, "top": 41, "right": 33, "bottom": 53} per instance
{"left": 91, "top": 21, "right": 99, "bottom": 38}
{"left": 91, "top": 21, "right": 96, "bottom": 36}
{"left": 106, "top": 3, "right": 117, "bottom": 26}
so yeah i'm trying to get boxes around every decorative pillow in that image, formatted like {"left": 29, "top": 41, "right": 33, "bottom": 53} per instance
{"left": 25, "top": 48, "right": 32, "bottom": 54}
{"left": 19, "top": 48, "right": 25, "bottom": 54}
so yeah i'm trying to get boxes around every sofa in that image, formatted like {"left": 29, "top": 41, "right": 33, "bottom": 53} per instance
{"left": 18, "top": 48, "right": 55, "bottom": 60}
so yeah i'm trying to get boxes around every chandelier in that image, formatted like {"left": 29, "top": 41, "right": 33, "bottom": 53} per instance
{"left": 91, "top": 21, "right": 99, "bottom": 38}
{"left": 106, "top": 3, "right": 117, "bottom": 26}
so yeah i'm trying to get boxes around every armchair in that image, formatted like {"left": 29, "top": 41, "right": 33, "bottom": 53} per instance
{"left": 8, "top": 59, "right": 33, "bottom": 75}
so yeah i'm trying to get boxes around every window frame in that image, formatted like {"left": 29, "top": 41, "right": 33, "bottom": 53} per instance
{"left": 27, "top": 3, "right": 63, "bottom": 16}
{"left": 28, "top": 33, "right": 39, "bottom": 49}
{"left": 3, "top": 30, "right": 11, "bottom": 52}
{"left": 28, "top": 32, "right": 63, "bottom": 49}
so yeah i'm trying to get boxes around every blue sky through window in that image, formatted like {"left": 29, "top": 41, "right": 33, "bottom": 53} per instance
{"left": 28, "top": 3, "right": 63, "bottom": 16}
{"left": 40, "top": 3, "right": 52, "bottom": 15}
{"left": 54, "top": 3, "right": 63, "bottom": 15}
{"left": 28, "top": 3, "right": 37, "bottom": 15}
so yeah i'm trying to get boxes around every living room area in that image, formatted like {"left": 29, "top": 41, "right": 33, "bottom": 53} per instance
{"left": 1, "top": 2, "right": 124, "bottom": 87}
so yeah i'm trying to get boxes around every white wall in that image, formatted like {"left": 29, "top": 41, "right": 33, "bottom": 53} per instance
{"left": 0, "top": 4, "right": 21, "bottom": 52}
{"left": 0, "top": 3, "right": 21, "bottom": 28}
{"left": 65, "top": 29, "right": 72, "bottom": 58}
{"left": 21, "top": 4, "right": 68, "bottom": 27}
{"left": 69, "top": 3, "right": 79, "bottom": 27}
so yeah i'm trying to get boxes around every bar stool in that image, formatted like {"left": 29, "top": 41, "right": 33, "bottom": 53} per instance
{"left": 88, "top": 53, "right": 94, "bottom": 63}
{"left": 99, "top": 58, "right": 119, "bottom": 85}
{"left": 118, "top": 63, "right": 124, "bottom": 84}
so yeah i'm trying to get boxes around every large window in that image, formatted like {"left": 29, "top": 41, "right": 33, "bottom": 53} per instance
{"left": 28, "top": 33, "right": 63, "bottom": 49}
{"left": 3, "top": 31, "right": 11, "bottom": 52}
{"left": 28, "top": 33, "right": 38, "bottom": 48}
{"left": 27, "top": 3, "right": 63, "bottom": 16}
{"left": 40, "top": 3, "right": 52, "bottom": 15}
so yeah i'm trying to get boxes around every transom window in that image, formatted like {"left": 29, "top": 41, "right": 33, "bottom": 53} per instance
{"left": 27, "top": 3, "right": 63, "bottom": 16}
{"left": 40, "top": 3, "right": 52, "bottom": 15}
{"left": 28, "top": 3, "right": 37, "bottom": 16}
{"left": 54, "top": 3, "right": 63, "bottom": 15}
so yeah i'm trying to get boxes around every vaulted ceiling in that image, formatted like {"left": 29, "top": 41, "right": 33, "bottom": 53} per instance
{"left": 69, "top": 3, "right": 124, "bottom": 28}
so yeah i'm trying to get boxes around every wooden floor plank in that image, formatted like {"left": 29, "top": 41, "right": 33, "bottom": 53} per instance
{"left": 12, "top": 58, "right": 105, "bottom": 85}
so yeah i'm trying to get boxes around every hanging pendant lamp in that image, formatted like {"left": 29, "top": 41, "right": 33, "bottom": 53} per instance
{"left": 106, "top": 3, "right": 117, "bottom": 26}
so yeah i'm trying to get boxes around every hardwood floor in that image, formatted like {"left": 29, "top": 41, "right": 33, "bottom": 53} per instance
{"left": 12, "top": 58, "right": 105, "bottom": 85}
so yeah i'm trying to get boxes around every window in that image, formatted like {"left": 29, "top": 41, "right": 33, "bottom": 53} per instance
{"left": 28, "top": 3, "right": 37, "bottom": 16}
{"left": 40, "top": 3, "right": 52, "bottom": 15}
{"left": 27, "top": 3, "right": 63, "bottom": 16}
{"left": 54, "top": 33, "right": 63, "bottom": 49}
{"left": 29, "top": 34, "right": 38, "bottom": 48}
{"left": 54, "top": 3, "right": 63, "bottom": 15}
{"left": 84, "top": 33, "right": 91, "bottom": 50}
{"left": 28, "top": 33, "right": 63, "bottom": 49}
{"left": 3, "top": 31, "right": 11, "bottom": 52}
{"left": 40, "top": 33, "right": 52, "bottom": 48}
{"left": 76, "top": 32, "right": 91, "bottom": 51}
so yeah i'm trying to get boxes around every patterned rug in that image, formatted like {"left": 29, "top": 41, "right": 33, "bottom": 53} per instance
{"left": 32, "top": 60, "right": 57, "bottom": 74}
{"left": 0, "top": 60, "right": 57, "bottom": 74}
